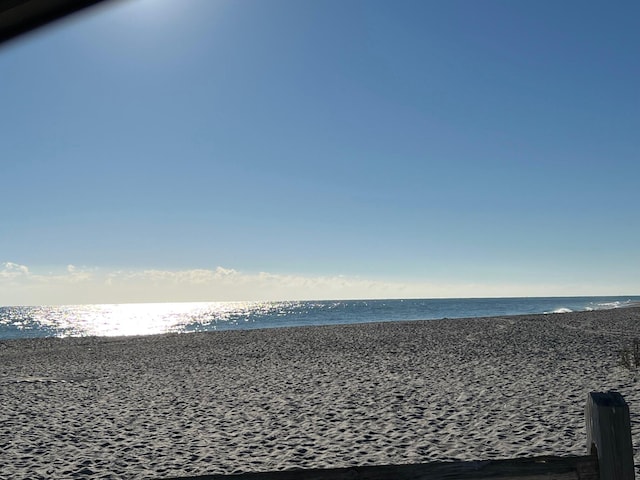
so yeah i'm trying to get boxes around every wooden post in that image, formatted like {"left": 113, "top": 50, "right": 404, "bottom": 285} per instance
{"left": 586, "top": 391, "right": 635, "bottom": 480}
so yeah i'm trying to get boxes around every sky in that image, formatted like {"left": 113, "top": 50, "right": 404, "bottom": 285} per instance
{"left": 1, "top": 0, "right": 639, "bottom": 305}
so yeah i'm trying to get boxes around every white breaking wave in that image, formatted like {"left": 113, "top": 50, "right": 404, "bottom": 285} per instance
{"left": 544, "top": 307, "right": 573, "bottom": 314}
{"left": 545, "top": 299, "right": 636, "bottom": 315}
{"left": 593, "top": 300, "right": 626, "bottom": 309}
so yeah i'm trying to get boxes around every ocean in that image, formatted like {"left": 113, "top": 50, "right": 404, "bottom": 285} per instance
{"left": 0, "top": 296, "right": 638, "bottom": 341}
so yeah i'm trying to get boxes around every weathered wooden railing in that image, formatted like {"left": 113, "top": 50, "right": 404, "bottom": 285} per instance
{"left": 162, "top": 391, "right": 635, "bottom": 480}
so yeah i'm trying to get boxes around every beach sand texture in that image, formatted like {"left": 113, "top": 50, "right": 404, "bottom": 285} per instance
{"left": 1, "top": 307, "right": 640, "bottom": 479}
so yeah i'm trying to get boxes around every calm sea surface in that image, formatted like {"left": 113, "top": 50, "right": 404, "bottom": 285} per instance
{"left": 0, "top": 296, "right": 638, "bottom": 340}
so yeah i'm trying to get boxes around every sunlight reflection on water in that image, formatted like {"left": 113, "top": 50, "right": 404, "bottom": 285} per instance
{"left": 11, "top": 302, "right": 275, "bottom": 337}
{"left": 0, "top": 301, "right": 310, "bottom": 338}
{"left": 1, "top": 297, "right": 638, "bottom": 339}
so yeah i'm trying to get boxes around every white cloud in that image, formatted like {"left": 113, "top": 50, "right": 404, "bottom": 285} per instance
{"left": 0, "top": 261, "right": 637, "bottom": 307}
{"left": 215, "top": 266, "right": 239, "bottom": 278}
{"left": 0, "top": 262, "right": 30, "bottom": 278}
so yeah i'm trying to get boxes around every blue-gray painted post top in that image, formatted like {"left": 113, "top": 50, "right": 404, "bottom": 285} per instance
{"left": 586, "top": 391, "right": 635, "bottom": 480}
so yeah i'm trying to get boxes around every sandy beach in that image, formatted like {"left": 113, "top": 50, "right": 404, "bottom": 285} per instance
{"left": 1, "top": 307, "right": 640, "bottom": 479}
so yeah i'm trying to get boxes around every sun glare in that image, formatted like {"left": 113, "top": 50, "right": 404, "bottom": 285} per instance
{"left": 114, "top": 0, "right": 202, "bottom": 27}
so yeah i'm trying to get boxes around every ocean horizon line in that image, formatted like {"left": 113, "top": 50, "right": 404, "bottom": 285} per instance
{"left": 3, "top": 293, "right": 640, "bottom": 309}
{"left": 1, "top": 295, "right": 639, "bottom": 341}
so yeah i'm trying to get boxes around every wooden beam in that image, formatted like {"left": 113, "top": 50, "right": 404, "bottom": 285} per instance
{"left": 159, "top": 454, "right": 598, "bottom": 480}
{"left": 0, "top": 0, "right": 112, "bottom": 45}
{"left": 586, "top": 391, "right": 635, "bottom": 480}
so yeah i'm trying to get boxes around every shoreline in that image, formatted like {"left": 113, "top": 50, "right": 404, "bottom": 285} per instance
{"left": 2, "top": 295, "right": 638, "bottom": 340}
{"left": 2, "top": 308, "right": 640, "bottom": 479}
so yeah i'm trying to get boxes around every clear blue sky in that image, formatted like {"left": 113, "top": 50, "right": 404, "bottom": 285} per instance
{"left": 1, "top": 0, "right": 639, "bottom": 305}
